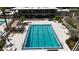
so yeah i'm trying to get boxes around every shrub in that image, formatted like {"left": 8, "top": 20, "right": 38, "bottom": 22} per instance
{"left": 0, "top": 48, "right": 3, "bottom": 51}
{"left": 0, "top": 40, "right": 6, "bottom": 47}
{"left": 66, "top": 39, "right": 70, "bottom": 44}
{"left": 73, "top": 36, "right": 78, "bottom": 41}
{"left": 0, "top": 40, "right": 6, "bottom": 51}
{"left": 65, "top": 36, "right": 78, "bottom": 50}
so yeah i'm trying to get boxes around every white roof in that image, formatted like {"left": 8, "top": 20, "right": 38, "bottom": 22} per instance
{"left": 57, "top": 8, "right": 78, "bottom": 12}
{"left": 9, "top": 11, "right": 15, "bottom": 15}
{"left": 57, "top": 9, "right": 70, "bottom": 12}
{"left": 12, "top": 7, "right": 58, "bottom": 10}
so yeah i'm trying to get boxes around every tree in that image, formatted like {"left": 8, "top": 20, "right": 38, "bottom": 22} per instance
{"left": 55, "top": 16, "right": 61, "bottom": 22}
{"left": 0, "top": 7, "right": 9, "bottom": 29}
{"left": 19, "top": 16, "right": 25, "bottom": 23}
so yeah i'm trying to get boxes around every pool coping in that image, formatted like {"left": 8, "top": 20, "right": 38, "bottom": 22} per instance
{"left": 22, "top": 24, "right": 63, "bottom": 50}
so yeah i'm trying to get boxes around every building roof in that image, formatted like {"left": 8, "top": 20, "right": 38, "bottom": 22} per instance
{"left": 57, "top": 9, "right": 70, "bottom": 12}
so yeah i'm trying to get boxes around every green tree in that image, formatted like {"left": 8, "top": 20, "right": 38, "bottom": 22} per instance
{"left": 0, "top": 7, "right": 9, "bottom": 29}
{"left": 55, "top": 16, "right": 61, "bottom": 22}
{"left": 19, "top": 16, "right": 25, "bottom": 23}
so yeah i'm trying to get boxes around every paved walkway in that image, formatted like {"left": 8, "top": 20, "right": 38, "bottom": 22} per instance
{"left": 11, "top": 20, "right": 19, "bottom": 27}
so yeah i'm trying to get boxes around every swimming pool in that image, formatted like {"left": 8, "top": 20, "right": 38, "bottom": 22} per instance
{"left": 0, "top": 19, "right": 5, "bottom": 25}
{"left": 23, "top": 24, "right": 63, "bottom": 50}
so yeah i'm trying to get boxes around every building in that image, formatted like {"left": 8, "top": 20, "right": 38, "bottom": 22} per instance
{"left": 13, "top": 7, "right": 57, "bottom": 18}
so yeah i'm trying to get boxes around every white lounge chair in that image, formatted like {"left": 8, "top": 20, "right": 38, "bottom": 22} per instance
{"left": 6, "top": 47, "right": 17, "bottom": 51}
{"left": 5, "top": 41, "right": 14, "bottom": 48}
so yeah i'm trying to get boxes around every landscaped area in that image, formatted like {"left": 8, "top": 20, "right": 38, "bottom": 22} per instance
{"left": 63, "top": 16, "right": 79, "bottom": 50}
{"left": 66, "top": 36, "right": 78, "bottom": 50}
{"left": 65, "top": 17, "right": 77, "bottom": 28}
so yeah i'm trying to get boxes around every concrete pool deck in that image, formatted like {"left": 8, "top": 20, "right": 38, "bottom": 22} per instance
{"left": 0, "top": 19, "right": 70, "bottom": 51}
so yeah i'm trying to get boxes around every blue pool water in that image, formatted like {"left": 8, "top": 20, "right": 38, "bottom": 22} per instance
{"left": 0, "top": 19, "right": 5, "bottom": 25}
{"left": 23, "top": 24, "right": 62, "bottom": 50}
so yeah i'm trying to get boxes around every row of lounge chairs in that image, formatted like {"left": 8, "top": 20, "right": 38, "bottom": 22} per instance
{"left": 0, "top": 31, "right": 17, "bottom": 51}
{"left": 1, "top": 19, "right": 32, "bottom": 51}
{"left": 3, "top": 37, "right": 17, "bottom": 51}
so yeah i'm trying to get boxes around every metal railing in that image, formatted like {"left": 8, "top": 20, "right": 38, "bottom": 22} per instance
{"left": 72, "top": 40, "right": 79, "bottom": 51}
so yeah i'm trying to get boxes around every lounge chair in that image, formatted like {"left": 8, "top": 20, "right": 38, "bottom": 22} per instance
{"left": 6, "top": 47, "right": 17, "bottom": 51}
{"left": 5, "top": 42, "right": 14, "bottom": 48}
{"left": 11, "top": 47, "right": 17, "bottom": 51}
{"left": 8, "top": 37, "right": 12, "bottom": 40}
{"left": 13, "top": 25, "right": 25, "bottom": 33}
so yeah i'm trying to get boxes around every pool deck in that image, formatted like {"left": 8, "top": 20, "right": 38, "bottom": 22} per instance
{"left": 0, "top": 19, "right": 70, "bottom": 51}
